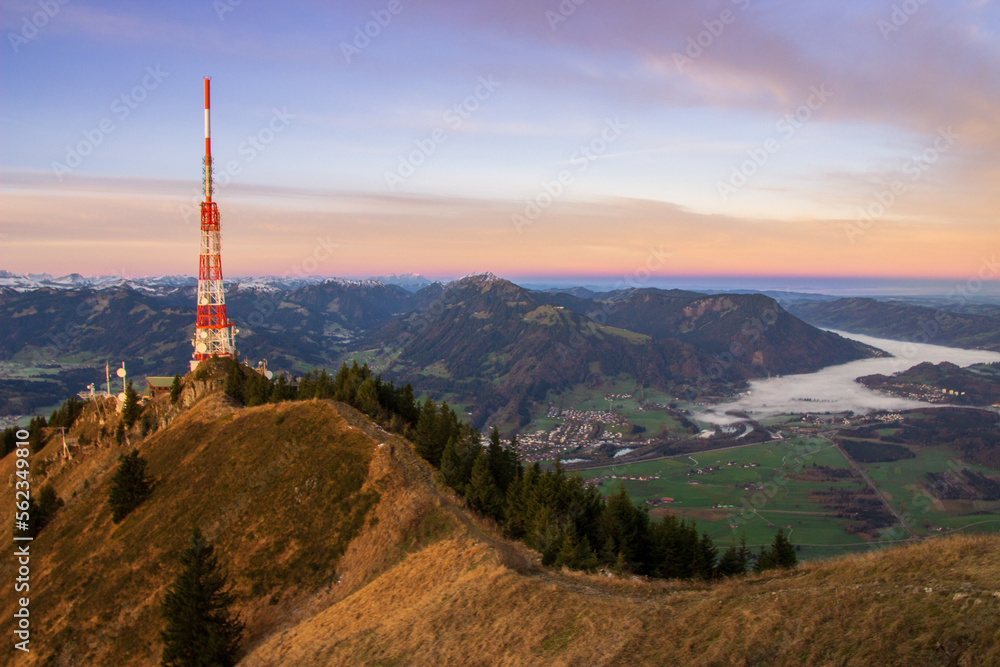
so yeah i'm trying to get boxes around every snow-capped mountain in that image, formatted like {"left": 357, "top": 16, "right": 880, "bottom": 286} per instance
{"left": 369, "top": 273, "right": 434, "bottom": 292}
{"left": 0, "top": 271, "right": 399, "bottom": 296}
{"left": 0, "top": 272, "right": 198, "bottom": 294}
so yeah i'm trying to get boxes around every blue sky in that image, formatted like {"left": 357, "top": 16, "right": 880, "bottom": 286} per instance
{"left": 1, "top": 0, "right": 998, "bottom": 283}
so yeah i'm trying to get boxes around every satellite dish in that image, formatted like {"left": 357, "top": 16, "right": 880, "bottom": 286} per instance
{"left": 116, "top": 368, "right": 126, "bottom": 378}
{"left": 265, "top": 371, "right": 274, "bottom": 380}
{"left": 199, "top": 330, "right": 208, "bottom": 339}
{"left": 196, "top": 342, "right": 208, "bottom": 353}
{"left": 117, "top": 392, "right": 127, "bottom": 401}
{"left": 199, "top": 297, "right": 209, "bottom": 305}
{"left": 233, "top": 328, "right": 240, "bottom": 335}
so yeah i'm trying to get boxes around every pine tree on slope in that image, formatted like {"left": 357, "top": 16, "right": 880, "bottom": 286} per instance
{"left": 161, "top": 527, "right": 243, "bottom": 667}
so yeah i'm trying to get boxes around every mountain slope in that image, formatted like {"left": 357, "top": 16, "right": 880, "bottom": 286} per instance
{"left": 602, "top": 289, "right": 879, "bottom": 375}
{"left": 368, "top": 278, "right": 879, "bottom": 426}
{"left": 787, "top": 297, "right": 1000, "bottom": 352}
{"left": 0, "top": 387, "right": 385, "bottom": 665}
{"left": 243, "top": 532, "right": 1000, "bottom": 667}
{"left": 3, "top": 380, "right": 998, "bottom": 666}
{"left": 367, "top": 275, "right": 714, "bottom": 425}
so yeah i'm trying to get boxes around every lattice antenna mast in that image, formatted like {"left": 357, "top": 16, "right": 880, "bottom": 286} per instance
{"left": 191, "top": 77, "right": 236, "bottom": 370}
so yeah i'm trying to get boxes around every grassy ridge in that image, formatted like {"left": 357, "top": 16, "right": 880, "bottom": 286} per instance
{"left": 243, "top": 530, "right": 1000, "bottom": 666}
{"left": 0, "top": 395, "right": 379, "bottom": 666}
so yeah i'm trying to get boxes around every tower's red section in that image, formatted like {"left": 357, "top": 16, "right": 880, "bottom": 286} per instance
{"left": 195, "top": 201, "right": 231, "bottom": 331}
{"left": 192, "top": 77, "right": 235, "bottom": 365}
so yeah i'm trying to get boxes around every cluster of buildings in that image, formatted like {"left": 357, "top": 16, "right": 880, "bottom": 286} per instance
{"left": 516, "top": 421, "right": 647, "bottom": 464}
{"left": 589, "top": 472, "right": 661, "bottom": 486}
{"left": 545, "top": 406, "right": 624, "bottom": 424}
{"left": 875, "top": 383, "right": 967, "bottom": 403}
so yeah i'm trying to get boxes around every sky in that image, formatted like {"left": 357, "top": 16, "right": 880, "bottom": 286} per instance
{"left": 1, "top": 0, "right": 998, "bottom": 286}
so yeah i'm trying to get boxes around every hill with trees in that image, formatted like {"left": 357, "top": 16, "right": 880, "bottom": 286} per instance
{"left": 786, "top": 297, "right": 1000, "bottom": 351}
{"left": 859, "top": 361, "right": 1000, "bottom": 406}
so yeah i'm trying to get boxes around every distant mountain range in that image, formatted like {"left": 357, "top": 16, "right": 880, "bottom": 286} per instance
{"left": 0, "top": 270, "right": 433, "bottom": 294}
{"left": 0, "top": 271, "right": 881, "bottom": 423}
{"left": 786, "top": 297, "right": 1000, "bottom": 352}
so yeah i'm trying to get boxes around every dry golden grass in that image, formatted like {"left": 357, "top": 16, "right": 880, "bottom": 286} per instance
{"left": 241, "top": 531, "right": 1000, "bottom": 667}
{"left": 3, "top": 389, "right": 998, "bottom": 667}
{"left": 0, "top": 395, "right": 383, "bottom": 666}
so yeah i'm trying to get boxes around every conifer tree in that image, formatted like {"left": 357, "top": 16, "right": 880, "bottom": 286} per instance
{"left": 439, "top": 437, "right": 464, "bottom": 490}
{"left": 108, "top": 449, "right": 153, "bottom": 523}
{"left": 465, "top": 450, "right": 504, "bottom": 521}
{"left": 717, "top": 534, "right": 751, "bottom": 578}
{"left": 600, "top": 485, "right": 647, "bottom": 569}
{"left": 269, "top": 374, "right": 294, "bottom": 402}
{"left": 161, "top": 527, "right": 243, "bottom": 667}
{"left": 114, "top": 420, "right": 125, "bottom": 445}
{"left": 27, "top": 415, "right": 47, "bottom": 453}
{"left": 223, "top": 363, "right": 245, "bottom": 404}
{"left": 757, "top": 529, "right": 797, "bottom": 572}
{"left": 357, "top": 377, "right": 381, "bottom": 417}
{"left": 414, "top": 398, "right": 441, "bottom": 465}
{"left": 485, "top": 427, "right": 520, "bottom": 494}
{"left": 717, "top": 542, "right": 745, "bottom": 577}
{"left": 738, "top": 534, "right": 753, "bottom": 573}
{"left": 698, "top": 532, "right": 718, "bottom": 579}
{"left": 770, "top": 528, "right": 798, "bottom": 569}
{"left": 122, "top": 380, "right": 141, "bottom": 429}
{"left": 2, "top": 428, "right": 16, "bottom": 457}
{"left": 33, "top": 483, "right": 62, "bottom": 534}
{"left": 169, "top": 374, "right": 182, "bottom": 405}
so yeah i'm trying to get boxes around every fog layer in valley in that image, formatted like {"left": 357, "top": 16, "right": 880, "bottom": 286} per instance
{"left": 698, "top": 331, "right": 1000, "bottom": 425}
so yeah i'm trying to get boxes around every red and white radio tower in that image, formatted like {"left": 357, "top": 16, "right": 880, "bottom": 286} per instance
{"left": 191, "top": 77, "right": 236, "bottom": 370}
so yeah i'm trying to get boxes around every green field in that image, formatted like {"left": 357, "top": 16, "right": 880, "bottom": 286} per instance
{"left": 572, "top": 438, "right": 876, "bottom": 560}
{"left": 859, "top": 445, "right": 1000, "bottom": 538}
{"left": 569, "top": 433, "right": 1000, "bottom": 561}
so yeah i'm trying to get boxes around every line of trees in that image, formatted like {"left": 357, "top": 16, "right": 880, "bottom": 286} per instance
{"left": 1, "top": 415, "right": 48, "bottom": 456}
